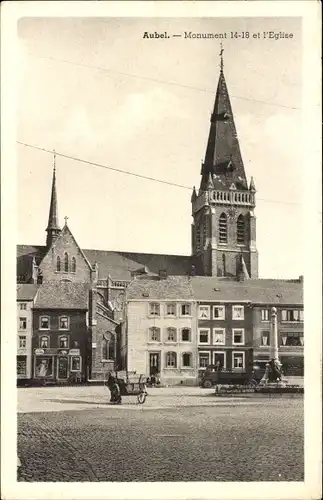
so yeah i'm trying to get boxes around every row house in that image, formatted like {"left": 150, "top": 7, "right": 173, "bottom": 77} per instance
{"left": 191, "top": 277, "right": 254, "bottom": 377}
{"left": 32, "top": 282, "right": 90, "bottom": 383}
{"left": 123, "top": 275, "right": 198, "bottom": 385}
{"left": 252, "top": 278, "right": 304, "bottom": 375}
{"left": 17, "top": 284, "right": 39, "bottom": 382}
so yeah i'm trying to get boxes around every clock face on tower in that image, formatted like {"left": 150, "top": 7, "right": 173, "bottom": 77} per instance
{"left": 227, "top": 207, "right": 237, "bottom": 220}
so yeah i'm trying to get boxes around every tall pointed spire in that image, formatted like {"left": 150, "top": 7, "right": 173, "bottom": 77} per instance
{"left": 46, "top": 150, "right": 61, "bottom": 248}
{"left": 200, "top": 46, "right": 247, "bottom": 191}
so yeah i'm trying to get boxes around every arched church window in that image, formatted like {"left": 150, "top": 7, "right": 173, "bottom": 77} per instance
{"left": 203, "top": 218, "right": 208, "bottom": 244}
{"left": 237, "top": 214, "right": 245, "bottom": 244}
{"left": 196, "top": 225, "right": 201, "bottom": 252}
{"left": 71, "top": 257, "right": 76, "bottom": 273}
{"left": 64, "top": 252, "right": 69, "bottom": 272}
{"left": 56, "top": 256, "right": 61, "bottom": 272}
{"left": 219, "top": 213, "right": 227, "bottom": 243}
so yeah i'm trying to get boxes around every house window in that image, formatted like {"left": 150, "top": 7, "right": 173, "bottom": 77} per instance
{"left": 39, "top": 335, "right": 49, "bottom": 348}
{"left": 261, "top": 331, "right": 269, "bottom": 346}
{"left": 180, "top": 304, "right": 191, "bottom": 316}
{"left": 166, "top": 327, "right": 177, "bottom": 342}
{"left": 166, "top": 304, "right": 176, "bottom": 316}
{"left": 56, "top": 256, "right": 61, "bottom": 272}
{"left": 17, "top": 356, "right": 27, "bottom": 376}
{"left": 213, "top": 351, "right": 226, "bottom": 369}
{"left": 198, "top": 305, "right": 210, "bottom": 319}
{"left": 58, "top": 335, "right": 69, "bottom": 348}
{"left": 182, "top": 352, "right": 192, "bottom": 368}
{"left": 213, "top": 328, "right": 225, "bottom": 345}
{"left": 181, "top": 328, "right": 191, "bottom": 342}
{"left": 261, "top": 309, "right": 269, "bottom": 321}
{"left": 199, "top": 352, "right": 210, "bottom": 369}
{"left": 233, "top": 329, "right": 245, "bottom": 345}
{"left": 280, "top": 333, "right": 303, "bottom": 347}
{"left": 237, "top": 214, "right": 245, "bottom": 244}
{"left": 166, "top": 352, "right": 177, "bottom": 368}
{"left": 59, "top": 316, "right": 69, "bottom": 330}
{"left": 232, "top": 305, "right": 244, "bottom": 320}
{"left": 71, "top": 356, "right": 81, "bottom": 372}
{"left": 19, "top": 303, "right": 27, "bottom": 310}
{"left": 64, "top": 252, "right": 69, "bottom": 272}
{"left": 149, "top": 327, "right": 161, "bottom": 342}
{"left": 199, "top": 329, "right": 210, "bottom": 345}
{"left": 149, "top": 303, "right": 160, "bottom": 316}
{"left": 219, "top": 213, "right": 228, "bottom": 243}
{"left": 19, "top": 317, "right": 27, "bottom": 330}
{"left": 71, "top": 257, "right": 76, "bottom": 273}
{"left": 213, "top": 306, "right": 225, "bottom": 320}
{"left": 281, "top": 309, "right": 303, "bottom": 322}
{"left": 18, "top": 336, "right": 26, "bottom": 348}
{"left": 40, "top": 316, "right": 50, "bottom": 330}
{"left": 232, "top": 352, "right": 245, "bottom": 370}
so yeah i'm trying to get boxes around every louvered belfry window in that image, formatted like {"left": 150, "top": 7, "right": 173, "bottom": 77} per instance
{"left": 237, "top": 214, "right": 245, "bottom": 244}
{"left": 219, "top": 213, "right": 227, "bottom": 243}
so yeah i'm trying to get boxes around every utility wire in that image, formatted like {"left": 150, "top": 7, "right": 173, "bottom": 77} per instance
{"left": 26, "top": 53, "right": 300, "bottom": 111}
{"left": 17, "top": 140, "right": 308, "bottom": 208}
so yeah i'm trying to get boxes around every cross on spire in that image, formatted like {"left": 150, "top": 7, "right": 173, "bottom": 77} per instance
{"left": 219, "top": 43, "right": 224, "bottom": 72}
{"left": 64, "top": 216, "right": 69, "bottom": 225}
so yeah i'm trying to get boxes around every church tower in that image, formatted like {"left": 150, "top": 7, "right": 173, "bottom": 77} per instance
{"left": 46, "top": 151, "right": 61, "bottom": 248}
{"left": 191, "top": 48, "right": 258, "bottom": 278}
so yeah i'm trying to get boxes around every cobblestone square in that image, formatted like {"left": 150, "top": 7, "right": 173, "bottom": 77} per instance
{"left": 17, "top": 386, "right": 303, "bottom": 482}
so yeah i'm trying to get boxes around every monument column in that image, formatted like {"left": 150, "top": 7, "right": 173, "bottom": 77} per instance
{"left": 270, "top": 306, "right": 279, "bottom": 361}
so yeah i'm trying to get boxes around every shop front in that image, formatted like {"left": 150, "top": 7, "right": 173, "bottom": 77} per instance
{"left": 33, "top": 348, "right": 84, "bottom": 383}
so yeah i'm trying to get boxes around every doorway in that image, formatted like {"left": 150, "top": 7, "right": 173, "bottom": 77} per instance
{"left": 149, "top": 352, "right": 160, "bottom": 376}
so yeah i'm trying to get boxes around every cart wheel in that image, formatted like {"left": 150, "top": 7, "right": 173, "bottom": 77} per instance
{"left": 137, "top": 391, "right": 147, "bottom": 404}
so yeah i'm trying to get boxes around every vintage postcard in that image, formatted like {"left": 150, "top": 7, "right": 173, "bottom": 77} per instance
{"left": 1, "top": 1, "right": 321, "bottom": 500}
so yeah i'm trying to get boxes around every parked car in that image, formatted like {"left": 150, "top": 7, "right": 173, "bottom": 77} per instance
{"left": 200, "top": 363, "right": 266, "bottom": 388}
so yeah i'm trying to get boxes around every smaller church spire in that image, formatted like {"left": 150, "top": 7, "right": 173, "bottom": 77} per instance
{"left": 207, "top": 172, "right": 214, "bottom": 190}
{"left": 46, "top": 150, "right": 61, "bottom": 248}
{"left": 191, "top": 186, "right": 197, "bottom": 202}
{"left": 237, "top": 254, "right": 250, "bottom": 281}
{"left": 249, "top": 176, "right": 256, "bottom": 192}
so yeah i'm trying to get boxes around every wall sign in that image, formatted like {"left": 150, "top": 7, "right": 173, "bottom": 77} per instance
{"left": 69, "top": 349, "right": 80, "bottom": 356}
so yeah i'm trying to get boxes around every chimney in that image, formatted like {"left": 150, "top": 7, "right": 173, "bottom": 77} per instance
{"left": 299, "top": 275, "right": 304, "bottom": 283}
{"left": 158, "top": 269, "right": 167, "bottom": 280}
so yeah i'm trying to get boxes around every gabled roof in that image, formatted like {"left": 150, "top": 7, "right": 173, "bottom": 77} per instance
{"left": 17, "top": 245, "right": 192, "bottom": 282}
{"left": 34, "top": 282, "right": 90, "bottom": 309}
{"left": 191, "top": 277, "right": 303, "bottom": 305}
{"left": 83, "top": 249, "right": 192, "bottom": 281}
{"left": 127, "top": 276, "right": 194, "bottom": 300}
{"left": 17, "top": 284, "right": 39, "bottom": 301}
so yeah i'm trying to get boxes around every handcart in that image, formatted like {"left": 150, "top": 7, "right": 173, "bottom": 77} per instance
{"left": 104, "top": 370, "right": 148, "bottom": 404}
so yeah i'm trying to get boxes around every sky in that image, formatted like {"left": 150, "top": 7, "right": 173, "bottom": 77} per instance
{"left": 17, "top": 16, "right": 303, "bottom": 279}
